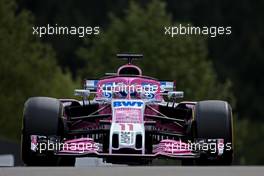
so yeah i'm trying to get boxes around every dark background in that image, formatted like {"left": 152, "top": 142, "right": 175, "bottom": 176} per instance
{"left": 0, "top": 0, "right": 263, "bottom": 165}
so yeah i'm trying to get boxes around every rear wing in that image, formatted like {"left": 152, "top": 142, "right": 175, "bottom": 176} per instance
{"left": 117, "top": 53, "right": 143, "bottom": 64}
{"left": 84, "top": 79, "right": 175, "bottom": 92}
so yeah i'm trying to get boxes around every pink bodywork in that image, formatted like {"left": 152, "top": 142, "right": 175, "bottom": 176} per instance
{"left": 93, "top": 77, "right": 184, "bottom": 133}
{"left": 57, "top": 65, "right": 195, "bottom": 157}
{"left": 96, "top": 77, "right": 163, "bottom": 100}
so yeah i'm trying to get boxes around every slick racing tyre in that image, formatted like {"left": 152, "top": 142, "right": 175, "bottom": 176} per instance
{"left": 21, "top": 97, "right": 75, "bottom": 166}
{"left": 194, "top": 100, "right": 233, "bottom": 165}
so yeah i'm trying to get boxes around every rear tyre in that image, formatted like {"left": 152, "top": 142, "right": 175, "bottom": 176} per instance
{"left": 194, "top": 100, "right": 233, "bottom": 165}
{"left": 21, "top": 97, "right": 75, "bottom": 166}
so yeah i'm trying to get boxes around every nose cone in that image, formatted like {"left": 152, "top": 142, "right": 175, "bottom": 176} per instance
{"left": 111, "top": 99, "right": 145, "bottom": 124}
{"left": 109, "top": 99, "right": 146, "bottom": 154}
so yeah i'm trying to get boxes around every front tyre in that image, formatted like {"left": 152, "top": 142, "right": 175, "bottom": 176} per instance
{"left": 194, "top": 100, "right": 233, "bottom": 165}
{"left": 21, "top": 97, "right": 75, "bottom": 166}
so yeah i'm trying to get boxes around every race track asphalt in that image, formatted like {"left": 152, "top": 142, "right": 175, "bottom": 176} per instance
{"left": 1, "top": 166, "right": 264, "bottom": 176}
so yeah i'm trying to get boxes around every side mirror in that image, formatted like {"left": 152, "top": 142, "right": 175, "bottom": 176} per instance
{"left": 74, "top": 89, "right": 90, "bottom": 97}
{"left": 167, "top": 91, "right": 184, "bottom": 100}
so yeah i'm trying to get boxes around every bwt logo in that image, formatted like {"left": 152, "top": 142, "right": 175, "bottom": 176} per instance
{"left": 113, "top": 101, "right": 144, "bottom": 107}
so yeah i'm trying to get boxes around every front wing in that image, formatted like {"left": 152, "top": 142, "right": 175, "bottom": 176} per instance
{"left": 30, "top": 135, "right": 225, "bottom": 160}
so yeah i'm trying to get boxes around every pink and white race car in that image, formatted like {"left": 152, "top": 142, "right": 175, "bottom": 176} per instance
{"left": 21, "top": 54, "right": 233, "bottom": 166}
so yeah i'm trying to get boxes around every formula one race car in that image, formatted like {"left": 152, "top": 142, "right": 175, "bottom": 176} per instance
{"left": 21, "top": 54, "right": 233, "bottom": 166}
